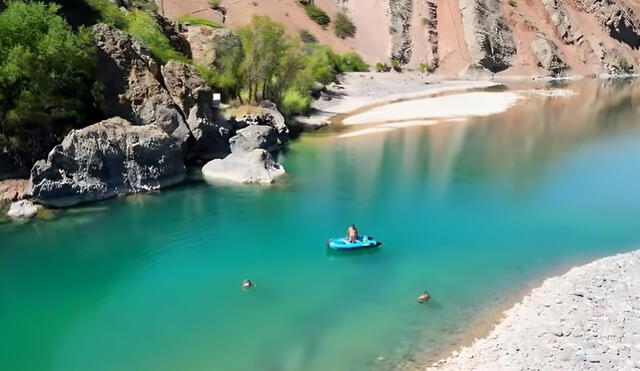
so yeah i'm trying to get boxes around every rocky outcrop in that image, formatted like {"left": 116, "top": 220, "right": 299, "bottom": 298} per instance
{"left": 29, "top": 117, "right": 186, "bottom": 208}
{"left": 201, "top": 149, "right": 285, "bottom": 184}
{"left": 389, "top": 0, "right": 414, "bottom": 65}
{"left": 542, "top": 0, "right": 582, "bottom": 45}
{"left": 152, "top": 13, "right": 192, "bottom": 57}
{"left": 459, "top": 0, "right": 517, "bottom": 72}
{"left": 576, "top": 0, "right": 640, "bottom": 49}
{"left": 233, "top": 101, "right": 289, "bottom": 142}
{"left": 425, "top": 0, "right": 439, "bottom": 70}
{"left": 531, "top": 34, "right": 568, "bottom": 75}
{"left": 161, "top": 61, "right": 232, "bottom": 159}
{"left": 93, "top": 24, "right": 191, "bottom": 145}
{"left": 7, "top": 200, "right": 41, "bottom": 220}
{"left": 0, "top": 179, "right": 29, "bottom": 205}
{"left": 186, "top": 25, "right": 241, "bottom": 67}
{"left": 230, "top": 125, "right": 280, "bottom": 153}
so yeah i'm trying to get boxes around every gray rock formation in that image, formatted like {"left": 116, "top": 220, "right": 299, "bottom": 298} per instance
{"left": 152, "top": 13, "right": 191, "bottom": 57}
{"left": 7, "top": 200, "right": 41, "bottom": 220}
{"left": 233, "top": 101, "right": 289, "bottom": 142}
{"left": 201, "top": 149, "right": 285, "bottom": 184}
{"left": 542, "top": 0, "right": 583, "bottom": 44}
{"left": 186, "top": 25, "right": 241, "bottom": 68}
{"left": 531, "top": 34, "right": 568, "bottom": 75}
{"left": 459, "top": 0, "right": 516, "bottom": 72}
{"left": 389, "top": 0, "right": 414, "bottom": 65}
{"left": 29, "top": 117, "right": 186, "bottom": 207}
{"left": 93, "top": 24, "right": 191, "bottom": 145}
{"left": 425, "top": 0, "right": 439, "bottom": 70}
{"left": 230, "top": 125, "right": 280, "bottom": 153}
{"left": 161, "top": 60, "right": 232, "bottom": 159}
{"left": 576, "top": 0, "right": 640, "bottom": 49}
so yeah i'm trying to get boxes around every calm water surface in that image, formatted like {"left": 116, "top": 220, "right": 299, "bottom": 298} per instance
{"left": 1, "top": 80, "right": 640, "bottom": 371}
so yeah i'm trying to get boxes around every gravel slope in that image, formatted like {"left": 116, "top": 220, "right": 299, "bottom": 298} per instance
{"left": 429, "top": 250, "right": 640, "bottom": 370}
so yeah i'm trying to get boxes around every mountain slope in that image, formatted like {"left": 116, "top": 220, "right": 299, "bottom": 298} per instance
{"left": 155, "top": 0, "right": 640, "bottom": 76}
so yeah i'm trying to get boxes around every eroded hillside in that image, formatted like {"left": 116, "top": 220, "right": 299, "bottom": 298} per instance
{"left": 156, "top": 0, "right": 640, "bottom": 77}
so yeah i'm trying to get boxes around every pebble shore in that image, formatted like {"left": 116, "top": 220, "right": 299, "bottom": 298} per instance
{"left": 429, "top": 250, "right": 640, "bottom": 370}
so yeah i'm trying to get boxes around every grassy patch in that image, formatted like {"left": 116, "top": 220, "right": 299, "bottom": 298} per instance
{"left": 304, "top": 4, "right": 330, "bottom": 26}
{"left": 176, "top": 15, "right": 223, "bottom": 28}
{"left": 334, "top": 11, "right": 356, "bottom": 38}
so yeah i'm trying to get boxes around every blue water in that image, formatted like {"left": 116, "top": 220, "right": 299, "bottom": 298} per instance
{"left": 1, "top": 79, "right": 640, "bottom": 371}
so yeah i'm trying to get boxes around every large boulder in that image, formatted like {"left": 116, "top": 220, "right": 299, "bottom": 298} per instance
{"left": 233, "top": 101, "right": 289, "bottom": 142}
{"left": 161, "top": 61, "right": 232, "bottom": 159}
{"left": 6, "top": 200, "right": 41, "bottom": 220}
{"left": 29, "top": 117, "right": 186, "bottom": 207}
{"left": 230, "top": 125, "right": 280, "bottom": 153}
{"left": 201, "top": 149, "right": 285, "bottom": 185}
{"left": 531, "top": 34, "right": 568, "bottom": 75}
{"left": 542, "top": 0, "right": 582, "bottom": 44}
{"left": 92, "top": 24, "right": 191, "bottom": 144}
{"left": 459, "top": 0, "right": 516, "bottom": 72}
{"left": 186, "top": 25, "right": 241, "bottom": 67}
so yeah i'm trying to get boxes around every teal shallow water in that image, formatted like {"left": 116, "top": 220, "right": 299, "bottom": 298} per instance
{"left": 1, "top": 80, "right": 640, "bottom": 371}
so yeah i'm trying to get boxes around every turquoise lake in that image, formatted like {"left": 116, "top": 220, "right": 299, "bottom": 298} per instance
{"left": 1, "top": 80, "right": 640, "bottom": 371}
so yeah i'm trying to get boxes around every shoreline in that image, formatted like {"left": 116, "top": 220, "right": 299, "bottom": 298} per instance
{"left": 423, "top": 249, "right": 640, "bottom": 370}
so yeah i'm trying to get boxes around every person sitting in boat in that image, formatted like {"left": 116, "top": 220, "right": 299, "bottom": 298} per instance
{"left": 347, "top": 224, "right": 358, "bottom": 243}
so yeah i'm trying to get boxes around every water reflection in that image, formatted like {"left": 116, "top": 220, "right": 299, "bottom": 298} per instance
{"left": 314, "top": 79, "right": 640, "bottom": 201}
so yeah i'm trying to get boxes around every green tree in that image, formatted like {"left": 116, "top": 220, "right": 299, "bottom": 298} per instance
{"left": 0, "top": 1, "right": 97, "bottom": 154}
{"left": 238, "top": 16, "right": 289, "bottom": 103}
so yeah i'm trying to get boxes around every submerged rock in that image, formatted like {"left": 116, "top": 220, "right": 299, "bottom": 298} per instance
{"left": 7, "top": 200, "right": 41, "bottom": 220}
{"left": 229, "top": 125, "right": 279, "bottom": 153}
{"left": 459, "top": 0, "right": 516, "bottom": 72}
{"left": 29, "top": 117, "right": 186, "bottom": 207}
{"left": 161, "top": 60, "right": 232, "bottom": 159}
{"left": 201, "top": 149, "right": 285, "bottom": 185}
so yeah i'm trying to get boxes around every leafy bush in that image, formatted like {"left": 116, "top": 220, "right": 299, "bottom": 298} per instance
{"left": 84, "top": 0, "right": 128, "bottom": 28}
{"left": 299, "top": 29, "right": 317, "bottom": 43}
{"left": 616, "top": 57, "right": 633, "bottom": 74}
{"left": 419, "top": 62, "right": 434, "bottom": 73}
{"left": 375, "top": 62, "right": 393, "bottom": 72}
{"left": 209, "top": 0, "right": 221, "bottom": 10}
{"left": 391, "top": 60, "right": 401, "bottom": 72}
{"left": 281, "top": 89, "right": 312, "bottom": 116}
{"left": 0, "top": 1, "right": 97, "bottom": 152}
{"left": 305, "top": 4, "right": 330, "bottom": 26}
{"left": 176, "top": 15, "right": 223, "bottom": 28}
{"left": 334, "top": 11, "right": 356, "bottom": 38}
{"left": 339, "top": 52, "right": 368, "bottom": 72}
{"left": 127, "top": 10, "right": 189, "bottom": 64}
{"left": 507, "top": 0, "right": 517, "bottom": 7}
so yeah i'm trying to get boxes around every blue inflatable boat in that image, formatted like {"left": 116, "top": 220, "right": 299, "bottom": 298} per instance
{"left": 327, "top": 236, "right": 381, "bottom": 250}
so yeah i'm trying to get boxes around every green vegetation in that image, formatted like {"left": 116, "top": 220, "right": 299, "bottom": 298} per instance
{"left": 419, "top": 62, "right": 434, "bottom": 73}
{"left": 0, "top": 1, "right": 97, "bottom": 152}
{"left": 616, "top": 57, "right": 633, "bottom": 74}
{"left": 175, "top": 15, "right": 223, "bottom": 28}
{"left": 127, "top": 10, "right": 189, "bottom": 64}
{"left": 375, "top": 62, "right": 390, "bottom": 72}
{"left": 304, "top": 4, "right": 330, "bottom": 27}
{"left": 208, "top": 0, "right": 221, "bottom": 10}
{"left": 507, "top": 0, "right": 517, "bottom": 7}
{"left": 299, "top": 29, "right": 317, "bottom": 43}
{"left": 338, "top": 52, "right": 368, "bottom": 72}
{"left": 333, "top": 11, "right": 356, "bottom": 38}
{"left": 391, "top": 60, "right": 401, "bottom": 72}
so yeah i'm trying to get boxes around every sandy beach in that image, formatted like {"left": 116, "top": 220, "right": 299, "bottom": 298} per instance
{"left": 427, "top": 250, "right": 640, "bottom": 370}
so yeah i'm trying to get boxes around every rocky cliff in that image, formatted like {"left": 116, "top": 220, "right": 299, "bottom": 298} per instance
{"left": 157, "top": 0, "right": 640, "bottom": 77}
